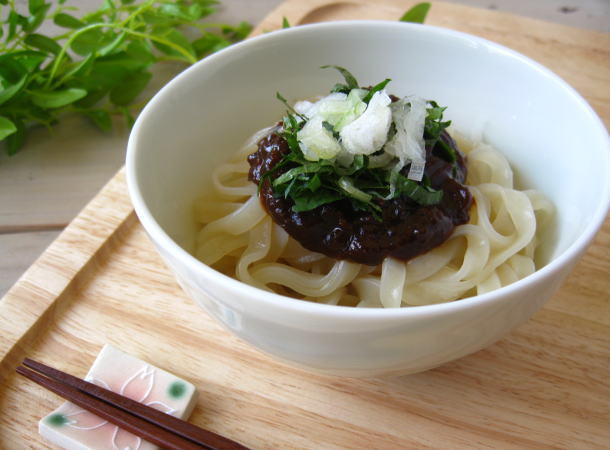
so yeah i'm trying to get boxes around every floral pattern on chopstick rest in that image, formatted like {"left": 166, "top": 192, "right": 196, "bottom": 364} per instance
{"left": 38, "top": 344, "right": 198, "bottom": 450}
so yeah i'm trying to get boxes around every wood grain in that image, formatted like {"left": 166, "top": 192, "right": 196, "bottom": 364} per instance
{"left": 0, "top": 230, "right": 62, "bottom": 298}
{"left": 1, "top": 1, "right": 609, "bottom": 448}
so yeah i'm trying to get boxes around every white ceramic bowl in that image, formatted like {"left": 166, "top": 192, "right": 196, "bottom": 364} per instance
{"left": 126, "top": 21, "right": 609, "bottom": 377}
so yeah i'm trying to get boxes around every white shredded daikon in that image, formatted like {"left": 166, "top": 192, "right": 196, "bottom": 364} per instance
{"left": 340, "top": 90, "right": 392, "bottom": 155}
{"left": 291, "top": 89, "right": 429, "bottom": 178}
{"left": 297, "top": 115, "right": 342, "bottom": 161}
{"left": 384, "top": 96, "right": 427, "bottom": 181}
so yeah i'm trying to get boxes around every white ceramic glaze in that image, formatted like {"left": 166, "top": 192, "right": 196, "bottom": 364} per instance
{"left": 126, "top": 22, "right": 610, "bottom": 377}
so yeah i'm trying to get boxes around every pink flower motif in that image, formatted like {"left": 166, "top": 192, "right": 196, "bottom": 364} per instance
{"left": 63, "top": 365, "right": 176, "bottom": 450}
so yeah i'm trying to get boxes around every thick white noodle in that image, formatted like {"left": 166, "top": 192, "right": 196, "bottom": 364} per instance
{"left": 192, "top": 128, "right": 553, "bottom": 307}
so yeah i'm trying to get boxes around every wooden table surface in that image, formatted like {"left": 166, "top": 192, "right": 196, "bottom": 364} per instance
{"left": 1, "top": 1, "right": 609, "bottom": 298}
{"left": 1, "top": 1, "right": 609, "bottom": 448}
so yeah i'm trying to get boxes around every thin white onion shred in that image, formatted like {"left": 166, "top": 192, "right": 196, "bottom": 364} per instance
{"left": 385, "top": 95, "right": 427, "bottom": 181}
{"left": 339, "top": 91, "right": 392, "bottom": 156}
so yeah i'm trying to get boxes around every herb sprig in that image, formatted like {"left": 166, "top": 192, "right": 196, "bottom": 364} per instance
{"left": 262, "top": 66, "right": 453, "bottom": 217}
{"left": 0, "top": 0, "right": 251, "bottom": 155}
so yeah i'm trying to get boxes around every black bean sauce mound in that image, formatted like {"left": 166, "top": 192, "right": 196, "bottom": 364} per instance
{"left": 247, "top": 130, "right": 472, "bottom": 266}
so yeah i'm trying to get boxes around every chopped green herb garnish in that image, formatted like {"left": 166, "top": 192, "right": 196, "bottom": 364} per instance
{"left": 261, "top": 66, "right": 461, "bottom": 217}
{"left": 321, "top": 65, "right": 359, "bottom": 94}
{"left": 362, "top": 78, "right": 392, "bottom": 104}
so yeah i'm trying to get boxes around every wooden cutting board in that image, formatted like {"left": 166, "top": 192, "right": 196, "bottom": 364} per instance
{"left": 1, "top": 1, "right": 609, "bottom": 448}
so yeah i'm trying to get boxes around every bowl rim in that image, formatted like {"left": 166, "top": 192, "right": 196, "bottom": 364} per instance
{"left": 126, "top": 20, "right": 610, "bottom": 319}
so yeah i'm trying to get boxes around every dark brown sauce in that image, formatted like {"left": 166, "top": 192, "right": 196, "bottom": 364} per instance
{"left": 247, "top": 130, "right": 472, "bottom": 265}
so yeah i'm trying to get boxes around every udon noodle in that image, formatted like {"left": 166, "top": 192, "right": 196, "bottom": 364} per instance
{"left": 193, "top": 128, "right": 553, "bottom": 308}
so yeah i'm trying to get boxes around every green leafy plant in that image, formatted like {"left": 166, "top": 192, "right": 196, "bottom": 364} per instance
{"left": 0, "top": 0, "right": 251, "bottom": 154}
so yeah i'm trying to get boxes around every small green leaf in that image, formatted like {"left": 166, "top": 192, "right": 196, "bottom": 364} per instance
{"left": 0, "top": 55, "right": 28, "bottom": 82}
{"left": 273, "top": 163, "right": 324, "bottom": 186}
{"left": 321, "top": 65, "right": 359, "bottom": 89}
{"left": 307, "top": 174, "right": 321, "bottom": 192}
{"left": 158, "top": 3, "right": 191, "bottom": 21}
{"left": 282, "top": 17, "right": 290, "bottom": 28}
{"left": 71, "top": 28, "right": 113, "bottom": 56}
{"left": 399, "top": 2, "right": 431, "bottom": 24}
{"left": 30, "top": 88, "right": 87, "bottom": 108}
{"left": 362, "top": 78, "right": 391, "bottom": 103}
{"left": 5, "top": 118, "right": 25, "bottom": 154}
{"left": 81, "top": 9, "right": 106, "bottom": 24}
{"left": 53, "top": 12, "right": 85, "bottom": 29}
{"left": 125, "top": 40, "right": 156, "bottom": 65}
{"left": 11, "top": 51, "right": 48, "bottom": 72}
{"left": 24, "top": 33, "right": 62, "bottom": 55}
{"left": 8, "top": 11, "right": 29, "bottom": 41}
{"left": 25, "top": 3, "right": 51, "bottom": 33}
{"left": 84, "top": 109, "right": 112, "bottom": 132}
{"left": 122, "top": 107, "right": 135, "bottom": 128}
{"left": 152, "top": 28, "right": 195, "bottom": 60}
{"left": 28, "top": 0, "right": 45, "bottom": 15}
{"left": 222, "top": 21, "right": 252, "bottom": 40}
{"left": 291, "top": 191, "right": 341, "bottom": 212}
{"left": 392, "top": 172, "right": 443, "bottom": 205}
{"left": 70, "top": 57, "right": 140, "bottom": 91}
{"left": 74, "top": 88, "right": 108, "bottom": 108}
{"left": 109, "top": 70, "right": 151, "bottom": 106}
{"left": 0, "top": 75, "right": 27, "bottom": 106}
{"left": 103, "top": 0, "right": 117, "bottom": 11}
{"left": 0, "top": 116, "right": 17, "bottom": 140}
{"left": 61, "top": 53, "right": 95, "bottom": 80}
{"left": 98, "top": 31, "right": 127, "bottom": 57}
{"left": 186, "top": 3, "right": 204, "bottom": 21}
{"left": 192, "top": 34, "right": 230, "bottom": 58}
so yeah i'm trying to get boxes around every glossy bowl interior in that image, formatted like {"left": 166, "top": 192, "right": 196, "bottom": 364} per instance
{"left": 126, "top": 21, "right": 610, "bottom": 377}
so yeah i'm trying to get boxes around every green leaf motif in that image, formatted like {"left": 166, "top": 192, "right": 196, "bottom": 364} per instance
{"left": 0, "top": 117, "right": 17, "bottom": 140}
{"left": 168, "top": 381, "right": 186, "bottom": 399}
{"left": 45, "top": 413, "right": 69, "bottom": 427}
{"left": 30, "top": 88, "right": 87, "bottom": 108}
{"left": 400, "top": 2, "right": 431, "bottom": 24}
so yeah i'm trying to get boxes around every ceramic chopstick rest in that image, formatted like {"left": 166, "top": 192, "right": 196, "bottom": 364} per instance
{"left": 38, "top": 344, "right": 197, "bottom": 450}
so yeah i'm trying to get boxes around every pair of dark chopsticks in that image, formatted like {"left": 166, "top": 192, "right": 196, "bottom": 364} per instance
{"left": 17, "top": 359, "right": 249, "bottom": 450}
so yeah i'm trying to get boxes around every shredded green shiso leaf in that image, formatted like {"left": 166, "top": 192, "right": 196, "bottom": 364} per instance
{"left": 260, "top": 67, "right": 454, "bottom": 218}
